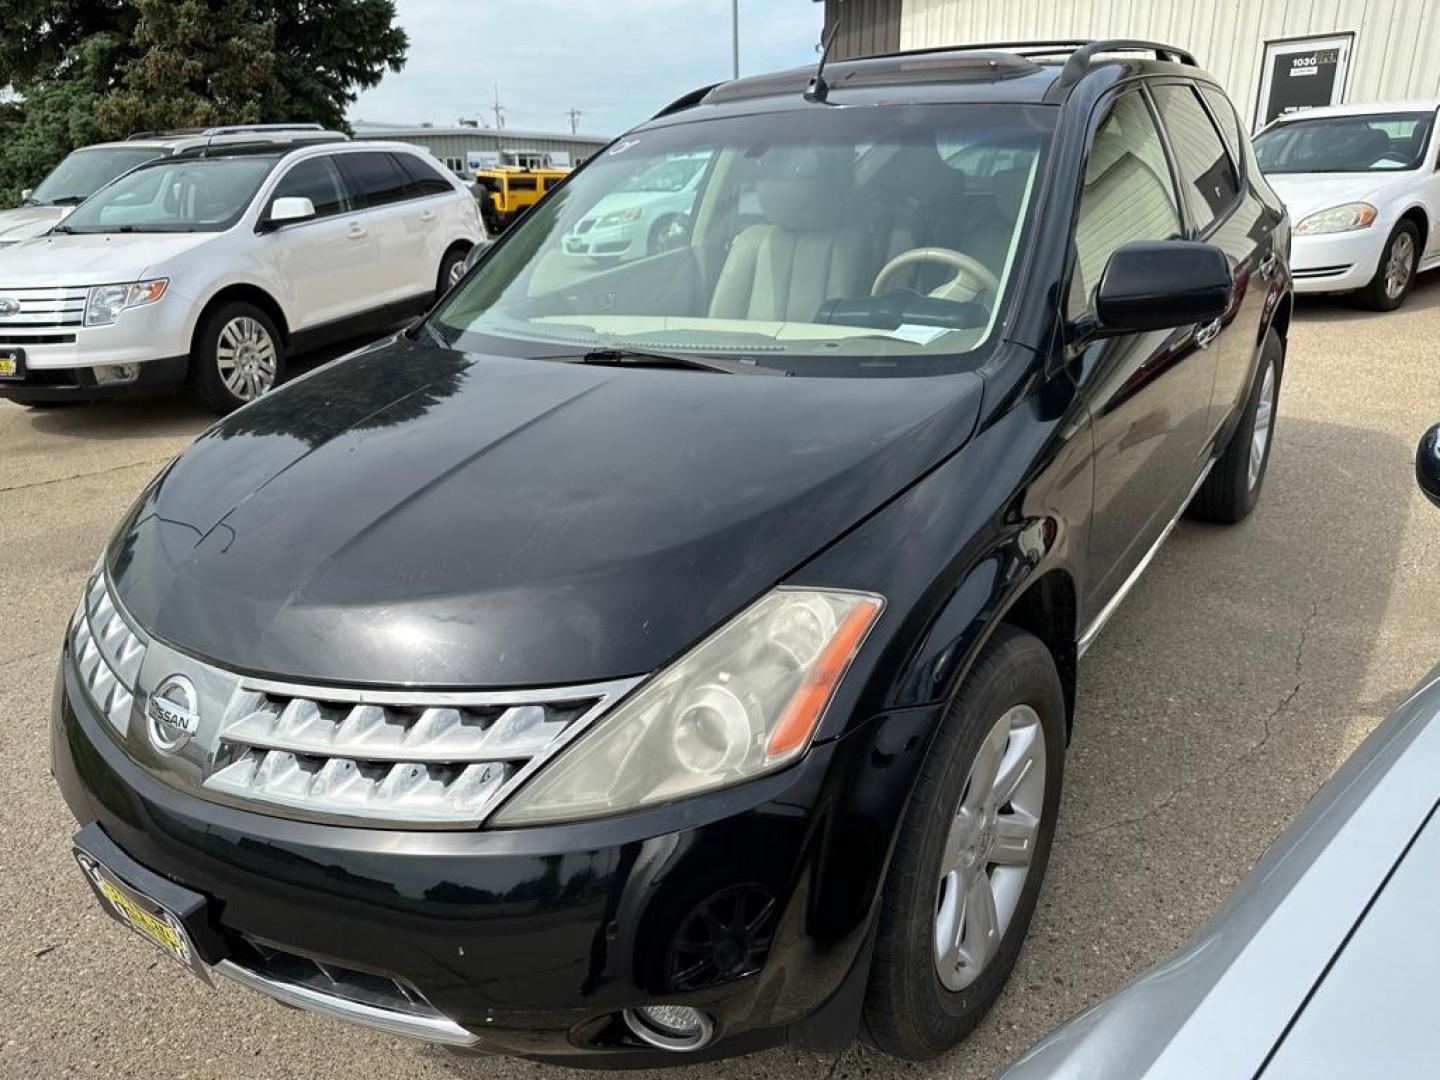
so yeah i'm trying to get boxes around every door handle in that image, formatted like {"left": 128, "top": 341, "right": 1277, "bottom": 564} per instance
{"left": 419, "top": 210, "right": 437, "bottom": 222}
{"left": 347, "top": 223, "right": 367, "bottom": 239}
{"left": 1195, "top": 318, "right": 1223, "bottom": 349}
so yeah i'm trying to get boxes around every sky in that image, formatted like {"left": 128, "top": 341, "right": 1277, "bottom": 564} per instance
{"left": 350, "top": 0, "right": 826, "bottom": 137}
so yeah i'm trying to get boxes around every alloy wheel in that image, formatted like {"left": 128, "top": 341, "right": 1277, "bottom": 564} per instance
{"left": 1385, "top": 231, "right": 1415, "bottom": 301}
{"left": 448, "top": 257, "right": 467, "bottom": 287}
{"left": 934, "top": 704, "right": 1047, "bottom": 992}
{"left": 1249, "top": 359, "right": 1276, "bottom": 490}
{"left": 216, "top": 316, "right": 278, "bottom": 402}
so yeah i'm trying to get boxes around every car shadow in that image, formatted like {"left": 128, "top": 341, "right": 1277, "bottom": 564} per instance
{"left": 8, "top": 328, "right": 402, "bottom": 441}
{"left": 1290, "top": 266, "right": 1440, "bottom": 323}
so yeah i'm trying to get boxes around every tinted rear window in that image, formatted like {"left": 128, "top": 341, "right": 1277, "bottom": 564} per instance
{"left": 395, "top": 152, "right": 455, "bottom": 197}
{"left": 337, "top": 151, "right": 410, "bottom": 207}
{"left": 1152, "top": 84, "right": 1240, "bottom": 233}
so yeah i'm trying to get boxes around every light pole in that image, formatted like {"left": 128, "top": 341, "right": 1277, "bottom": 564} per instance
{"left": 731, "top": 0, "right": 739, "bottom": 78}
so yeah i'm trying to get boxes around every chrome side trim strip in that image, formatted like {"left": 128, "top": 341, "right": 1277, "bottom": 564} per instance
{"left": 1077, "top": 459, "right": 1215, "bottom": 658}
{"left": 213, "top": 960, "right": 479, "bottom": 1046}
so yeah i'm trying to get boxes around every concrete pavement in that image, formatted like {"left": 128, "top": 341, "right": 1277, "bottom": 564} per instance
{"left": 2, "top": 284, "right": 1437, "bottom": 1079}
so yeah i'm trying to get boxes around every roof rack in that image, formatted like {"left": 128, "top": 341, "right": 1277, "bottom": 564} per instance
{"left": 1057, "top": 39, "right": 1198, "bottom": 86}
{"left": 199, "top": 123, "right": 327, "bottom": 136}
{"left": 126, "top": 123, "right": 327, "bottom": 141}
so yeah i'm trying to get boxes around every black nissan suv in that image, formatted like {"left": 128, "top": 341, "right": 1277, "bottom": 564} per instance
{"left": 52, "top": 40, "right": 1291, "bottom": 1066}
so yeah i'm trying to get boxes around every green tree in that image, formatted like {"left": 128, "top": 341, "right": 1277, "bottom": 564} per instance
{"left": 98, "top": 0, "right": 275, "bottom": 133}
{"left": 0, "top": 0, "right": 408, "bottom": 207}
{"left": 0, "top": 33, "right": 121, "bottom": 207}
{"left": 263, "top": 0, "right": 410, "bottom": 131}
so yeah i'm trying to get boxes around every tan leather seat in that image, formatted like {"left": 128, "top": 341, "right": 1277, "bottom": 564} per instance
{"left": 709, "top": 148, "right": 870, "bottom": 322}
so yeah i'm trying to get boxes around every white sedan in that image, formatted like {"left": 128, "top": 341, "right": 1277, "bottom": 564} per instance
{"left": 1254, "top": 100, "right": 1440, "bottom": 309}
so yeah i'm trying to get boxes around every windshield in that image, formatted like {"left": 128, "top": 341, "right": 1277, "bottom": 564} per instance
{"left": 434, "top": 104, "right": 1052, "bottom": 376}
{"left": 1254, "top": 111, "right": 1435, "bottom": 173}
{"left": 58, "top": 157, "right": 277, "bottom": 233}
{"left": 29, "top": 146, "right": 166, "bottom": 206}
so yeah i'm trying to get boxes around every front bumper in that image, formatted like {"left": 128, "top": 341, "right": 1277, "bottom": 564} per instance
{"left": 0, "top": 287, "right": 197, "bottom": 373}
{"left": 0, "top": 354, "right": 186, "bottom": 403}
{"left": 51, "top": 646, "right": 935, "bottom": 1065}
{"left": 563, "top": 224, "right": 641, "bottom": 259}
{"left": 1290, "top": 228, "right": 1385, "bottom": 293}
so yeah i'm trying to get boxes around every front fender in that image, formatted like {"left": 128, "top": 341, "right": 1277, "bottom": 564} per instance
{"left": 793, "top": 370, "right": 1093, "bottom": 732}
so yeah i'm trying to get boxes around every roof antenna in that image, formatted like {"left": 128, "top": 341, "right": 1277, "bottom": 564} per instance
{"left": 804, "top": 0, "right": 846, "bottom": 104}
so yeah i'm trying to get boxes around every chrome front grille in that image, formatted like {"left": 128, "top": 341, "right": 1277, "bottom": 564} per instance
{"left": 70, "top": 565, "right": 643, "bottom": 828}
{"left": 204, "top": 688, "right": 604, "bottom": 824}
{"left": 0, "top": 286, "right": 88, "bottom": 327}
{"left": 71, "top": 569, "right": 147, "bottom": 736}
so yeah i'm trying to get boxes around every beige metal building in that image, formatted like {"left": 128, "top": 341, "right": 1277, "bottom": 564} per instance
{"left": 823, "top": 0, "right": 1440, "bottom": 130}
{"left": 350, "top": 122, "right": 611, "bottom": 176}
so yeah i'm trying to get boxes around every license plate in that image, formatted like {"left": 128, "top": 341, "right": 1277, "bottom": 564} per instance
{"left": 74, "top": 847, "right": 213, "bottom": 985}
{"left": 0, "top": 348, "right": 22, "bottom": 380}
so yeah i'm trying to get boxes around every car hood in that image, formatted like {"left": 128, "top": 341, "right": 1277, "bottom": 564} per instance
{"left": 110, "top": 337, "right": 986, "bottom": 688}
{"left": 0, "top": 231, "right": 215, "bottom": 286}
{"left": 1264, "top": 171, "right": 1414, "bottom": 221}
{"left": 0, "top": 205, "right": 68, "bottom": 245}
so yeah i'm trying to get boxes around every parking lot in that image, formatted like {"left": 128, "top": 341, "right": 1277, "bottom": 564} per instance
{"left": 2, "top": 281, "right": 1437, "bottom": 1080}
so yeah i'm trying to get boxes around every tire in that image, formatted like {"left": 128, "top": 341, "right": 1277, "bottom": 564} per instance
{"left": 1189, "top": 328, "right": 1282, "bottom": 524}
{"left": 437, "top": 246, "right": 468, "bottom": 299}
{"left": 186, "top": 301, "right": 286, "bottom": 416}
{"left": 1357, "top": 219, "right": 1419, "bottom": 311}
{"left": 863, "top": 625, "right": 1066, "bottom": 1061}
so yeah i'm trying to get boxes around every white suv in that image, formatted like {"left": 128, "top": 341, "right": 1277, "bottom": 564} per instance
{"left": 0, "top": 125, "right": 343, "bottom": 248}
{"left": 0, "top": 139, "right": 484, "bottom": 413}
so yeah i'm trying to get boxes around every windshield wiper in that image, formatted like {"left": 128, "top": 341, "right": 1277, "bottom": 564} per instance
{"left": 553, "top": 347, "right": 788, "bottom": 376}
{"left": 47, "top": 195, "right": 86, "bottom": 206}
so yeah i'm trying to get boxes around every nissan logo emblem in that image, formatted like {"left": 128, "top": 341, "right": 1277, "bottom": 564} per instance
{"left": 147, "top": 674, "right": 200, "bottom": 754}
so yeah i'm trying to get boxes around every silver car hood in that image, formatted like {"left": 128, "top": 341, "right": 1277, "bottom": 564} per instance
{"left": 0, "top": 204, "right": 67, "bottom": 245}
{"left": 1002, "top": 669, "right": 1440, "bottom": 1080}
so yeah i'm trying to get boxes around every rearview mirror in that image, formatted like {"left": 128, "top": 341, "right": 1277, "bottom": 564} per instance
{"left": 1418, "top": 423, "right": 1440, "bottom": 508}
{"left": 264, "top": 196, "right": 316, "bottom": 230}
{"left": 1094, "top": 240, "right": 1233, "bottom": 334}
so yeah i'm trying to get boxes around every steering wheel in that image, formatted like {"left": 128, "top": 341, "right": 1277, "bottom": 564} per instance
{"left": 871, "top": 247, "right": 1000, "bottom": 303}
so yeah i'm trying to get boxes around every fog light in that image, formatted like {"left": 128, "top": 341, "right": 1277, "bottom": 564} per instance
{"left": 92, "top": 364, "right": 140, "bottom": 386}
{"left": 622, "top": 1005, "right": 714, "bottom": 1051}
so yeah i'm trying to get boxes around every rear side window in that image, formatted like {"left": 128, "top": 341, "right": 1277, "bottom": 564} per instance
{"left": 271, "top": 157, "right": 349, "bottom": 217}
{"left": 1071, "top": 91, "right": 1183, "bottom": 315}
{"left": 336, "top": 151, "right": 410, "bottom": 208}
{"left": 394, "top": 152, "right": 455, "bottom": 197}
{"left": 1152, "top": 84, "right": 1241, "bottom": 233}
{"left": 1198, "top": 85, "right": 1245, "bottom": 170}
{"left": 507, "top": 176, "right": 538, "bottom": 192}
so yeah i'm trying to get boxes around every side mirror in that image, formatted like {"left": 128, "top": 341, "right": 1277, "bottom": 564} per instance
{"left": 1418, "top": 423, "right": 1440, "bottom": 508}
{"left": 462, "top": 239, "right": 493, "bottom": 273}
{"left": 1093, "top": 240, "right": 1233, "bottom": 334}
{"left": 20, "top": 188, "right": 33, "bottom": 202}
{"left": 263, "top": 196, "right": 316, "bottom": 230}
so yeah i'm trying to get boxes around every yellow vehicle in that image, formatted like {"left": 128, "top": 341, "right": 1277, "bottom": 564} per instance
{"left": 474, "top": 166, "right": 570, "bottom": 233}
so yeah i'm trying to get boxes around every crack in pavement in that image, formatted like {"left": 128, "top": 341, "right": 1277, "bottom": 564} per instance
{"left": 0, "top": 455, "right": 173, "bottom": 495}
{"left": 1066, "top": 593, "right": 1330, "bottom": 843}
{"left": 0, "top": 647, "right": 49, "bottom": 672}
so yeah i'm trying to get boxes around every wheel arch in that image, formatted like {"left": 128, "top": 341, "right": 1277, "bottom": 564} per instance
{"left": 191, "top": 284, "right": 291, "bottom": 352}
{"left": 1398, "top": 204, "right": 1429, "bottom": 255}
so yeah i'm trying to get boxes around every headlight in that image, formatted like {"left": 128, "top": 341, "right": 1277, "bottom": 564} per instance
{"left": 597, "top": 206, "right": 643, "bottom": 228}
{"left": 84, "top": 279, "right": 168, "bottom": 327}
{"left": 1294, "top": 203, "right": 1377, "bottom": 235}
{"left": 493, "top": 588, "right": 884, "bottom": 826}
